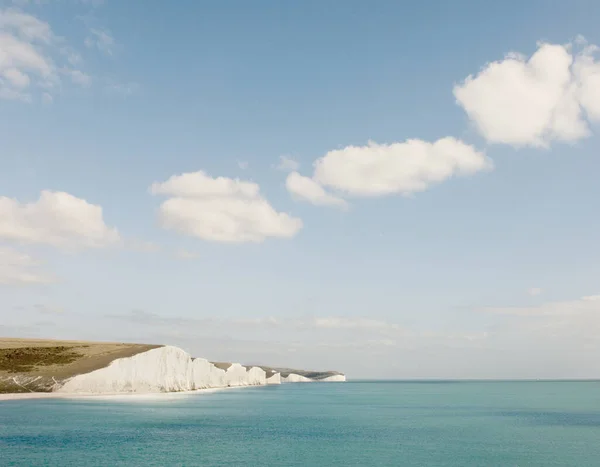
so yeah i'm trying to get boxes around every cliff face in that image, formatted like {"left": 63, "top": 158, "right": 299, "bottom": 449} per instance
{"left": 266, "top": 372, "right": 281, "bottom": 385}
{"left": 57, "top": 346, "right": 269, "bottom": 393}
{"left": 282, "top": 373, "right": 313, "bottom": 383}
{"left": 260, "top": 365, "right": 346, "bottom": 382}
{"left": 1, "top": 338, "right": 346, "bottom": 394}
{"left": 320, "top": 374, "right": 347, "bottom": 382}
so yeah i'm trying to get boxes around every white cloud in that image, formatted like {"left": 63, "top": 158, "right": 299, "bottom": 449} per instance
{"left": 230, "top": 316, "right": 279, "bottom": 327}
{"left": 84, "top": 28, "right": 114, "bottom": 55}
{"left": 0, "top": 190, "right": 120, "bottom": 249}
{"left": 454, "top": 39, "right": 600, "bottom": 147}
{"left": 309, "top": 317, "right": 403, "bottom": 331}
{"left": 237, "top": 160, "right": 249, "bottom": 170}
{"left": 108, "top": 311, "right": 407, "bottom": 336}
{"left": 482, "top": 294, "right": 600, "bottom": 317}
{"left": 0, "top": 8, "right": 91, "bottom": 101}
{"left": 3, "top": 67, "right": 30, "bottom": 87}
{"left": 0, "top": 246, "right": 54, "bottom": 285}
{"left": 66, "top": 68, "right": 91, "bottom": 87}
{"left": 286, "top": 171, "right": 348, "bottom": 209}
{"left": 575, "top": 44, "right": 600, "bottom": 121}
{"left": 105, "top": 80, "right": 139, "bottom": 96}
{"left": 150, "top": 171, "right": 303, "bottom": 243}
{"left": 276, "top": 155, "right": 300, "bottom": 172}
{"left": 478, "top": 294, "right": 600, "bottom": 347}
{"left": 288, "top": 137, "right": 489, "bottom": 205}
{"left": 528, "top": 287, "right": 543, "bottom": 296}
{"left": 0, "top": 8, "right": 52, "bottom": 43}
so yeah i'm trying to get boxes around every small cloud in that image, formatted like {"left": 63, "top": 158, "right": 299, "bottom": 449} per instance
{"left": 66, "top": 69, "right": 92, "bottom": 87}
{"left": 85, "top": 28, "right": 115, "bottom": 56}
{"left": 106, "top": 81, "right": 139, "bottom": 97}
{"left": 0, "top": 247, "right": 55, "bottom": 286}
{"left": 42, "top": 92, "right": 53, "bottom": 104}
{"left": 286, "top": 171, "right": 348, "bottom": 210}
{"left": 0, "top": 190, "right": 120, "bottom": 249}
{"left": 276, "top": 155, "right": 299, "bottom": 172}
{"left": 150, "top": 170, "right": 302, "bottom": 243}
{"left": 59, "top": 46, "right": 83, "bottom": 66}
{"left": 528, "top": 287, "right": 543, "bottom": 297}
{"left": 237, "top": 160, "right": 249, "bottom": 170}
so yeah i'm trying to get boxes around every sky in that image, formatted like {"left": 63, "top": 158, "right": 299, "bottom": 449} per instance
{"left": 1, "top": 0, "right": 599, "bottom": 379}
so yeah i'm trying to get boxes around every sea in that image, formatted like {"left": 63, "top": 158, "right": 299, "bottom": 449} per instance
{"left": 1, "top": 381, "right": 600, "bottom": 466}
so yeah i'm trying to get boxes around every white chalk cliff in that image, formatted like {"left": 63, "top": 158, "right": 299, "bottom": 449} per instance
{"left": 55, "top": 345, "right": 344, "bottom": 394}
{"left": 319, "top": 374, "right": 347, "bottom": 382}
{"left": 281, "top": 373, "right": 313, "bottom": 383}
{"left": 266, "top": 372, "right": 281, "bottom": 385}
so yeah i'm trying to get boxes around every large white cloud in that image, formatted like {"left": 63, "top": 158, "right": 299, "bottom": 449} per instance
{"left": 150, "top": 171, "right": 302, "bottom": 243}
{"left": 314, "top": 138, "right": 490, "bottom": 196}
{"left": 454, "top": 39, "right": 600, "bottom": 147}
{"left": 0, "top": 246, "right": 53, "bottom": 285}
{"left": 286, "top": 137, "right": 489, "bottom": 206}
{"left": 0, "top": 190, "right": 120, "bottom": 248}
{"left": 0, "top": 8, "right": 90, "bottom": 101}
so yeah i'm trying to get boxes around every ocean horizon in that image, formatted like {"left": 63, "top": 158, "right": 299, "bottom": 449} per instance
{"left": 2, "top": 380, "right": 599, "bottom": 466}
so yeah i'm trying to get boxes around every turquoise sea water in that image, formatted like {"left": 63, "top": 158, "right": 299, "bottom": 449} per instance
{"left": 1, "top": 381, "right": 600, "bottom": 466}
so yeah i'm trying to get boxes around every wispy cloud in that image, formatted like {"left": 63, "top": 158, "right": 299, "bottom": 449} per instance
{"left": 65, "top": 68, "right": 92, "bottom": 87}
{"left": 0, "top": 246, "right": 55, "bottom": 285}
{"left": 275, "top": 155, "right": 299, "bottom": 172}
{"left": 84, "top": 27, "right": 114, "bottom": 55}
{"left": 105, "top": 80, "right": 139, "bottom": 96}
{"left": 0, "top": 8, "right": 93, "bottom": 102}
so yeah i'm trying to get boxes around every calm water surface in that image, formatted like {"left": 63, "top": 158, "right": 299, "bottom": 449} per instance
{"left": 1, "top": 381, "right": 600, "bottom": 466}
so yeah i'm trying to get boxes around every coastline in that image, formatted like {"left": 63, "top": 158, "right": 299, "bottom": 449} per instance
{"left": 0, "top": 386, "right": 241, "bottom": 402}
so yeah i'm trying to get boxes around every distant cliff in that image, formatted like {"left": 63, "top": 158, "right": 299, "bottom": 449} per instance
{"left": 0, "top": 338, "right": 345, "bottom": 394}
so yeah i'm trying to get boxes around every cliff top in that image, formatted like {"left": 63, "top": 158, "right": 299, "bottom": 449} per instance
{"left": 0, "top": 338, "right": 161, "bottom": 393}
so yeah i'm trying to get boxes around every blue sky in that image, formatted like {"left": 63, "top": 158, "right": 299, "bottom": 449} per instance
{"left": 1, "top": 0, "right": 600, "bottom": 378}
